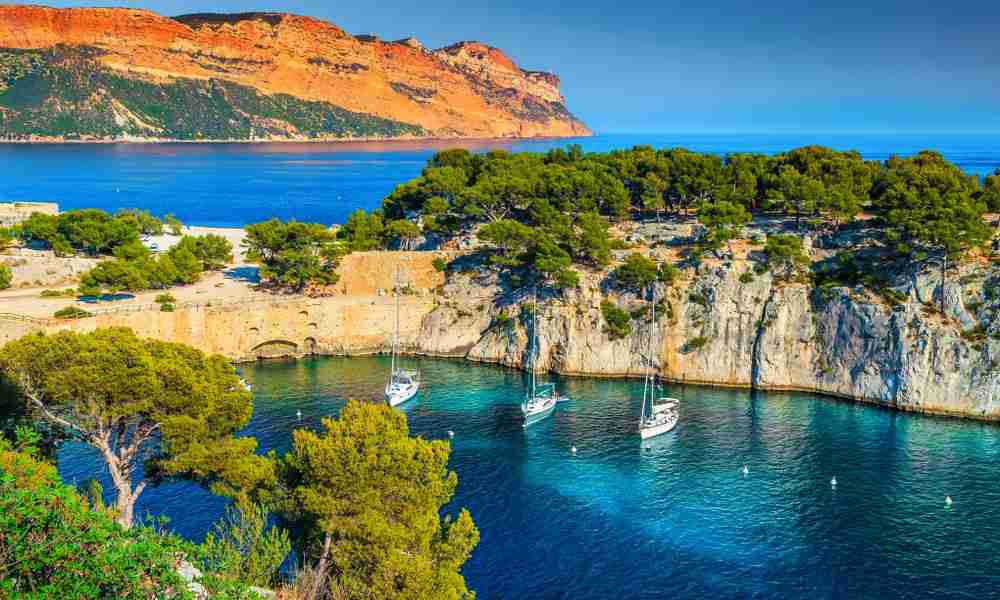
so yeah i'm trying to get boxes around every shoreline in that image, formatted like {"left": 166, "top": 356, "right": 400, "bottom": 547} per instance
{"left": 253, "top": 348, "right": 1000, "bottom": 425}
{"left": 0, "top": 133, "right": 594, "bottom": 146}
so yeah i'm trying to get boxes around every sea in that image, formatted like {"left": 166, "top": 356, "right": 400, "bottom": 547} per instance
{"left": 1, "top": 133, "right": 998, "bottom": 227}
{"left": 52, "top": 357, "right": 1000, "bottom": 599}
{"left": 5, "top": 133, "right": 1000, "bottom": 599}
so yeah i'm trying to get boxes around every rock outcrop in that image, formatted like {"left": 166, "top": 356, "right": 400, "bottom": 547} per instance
{"left": 0, "top": 6, "right": 589, "bottom": 141}
{"left": 9, "top": 249, "right": 997, "bottom": 421}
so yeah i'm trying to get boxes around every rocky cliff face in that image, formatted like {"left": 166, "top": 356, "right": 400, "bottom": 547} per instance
{"left": 412, "top": 259, "right": 1000, "bottom": 420}
{"left": 11, "top": 249, "right": 996, "bottom": 420}
{"left": 0, "top": 6, "right": 589, "bottom": 140}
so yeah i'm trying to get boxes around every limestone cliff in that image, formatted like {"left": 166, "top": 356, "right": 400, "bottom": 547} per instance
{"left": 0, "top": 6, "right": 589, "bottom": 141}
{"left": 7, "top": 249, "right": 997, "bottom": 420}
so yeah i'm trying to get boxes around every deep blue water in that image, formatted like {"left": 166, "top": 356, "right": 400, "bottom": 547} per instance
{"left": 54, "top": 357, "right": 1000, "bottom": 599}
{"left": 1, "top": 133, "right": 998, "bottom": 227}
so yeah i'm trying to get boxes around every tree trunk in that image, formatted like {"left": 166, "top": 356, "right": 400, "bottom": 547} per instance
{"left": 316, "top": 531, "right": 333, "bottom": 577}
{"left": 312, "top": 531, "right": 333, "bottom": 600}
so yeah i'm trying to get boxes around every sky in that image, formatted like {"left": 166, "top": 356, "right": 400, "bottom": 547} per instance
{"left": 39, "top": 0, "right": 1000, "bottom": 134}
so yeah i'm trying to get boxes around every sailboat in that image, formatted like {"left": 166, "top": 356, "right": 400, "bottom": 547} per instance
{"left": 384, "top": 267, "right": 421, "bottom": 406}
{"left": 639, "top": 294, "right": 680, "bottom": 439}
{"left": 521, "top": 288, "right": 562, "bottom": 427}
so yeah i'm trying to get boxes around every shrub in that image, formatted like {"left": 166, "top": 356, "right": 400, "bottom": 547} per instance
{"left": 160, "top": 302, "right": 175, "bottom": 312}
{"left": 39, "top": 288, "right": 76, "bottom": 298}
{"left": 685, "top": 336, "right": 709, "bottom": 352}
{"left": 601, "top": 300, "right": 632, "bottom": 339}
{"left": 432, "top": 256, "right": 448, "bottom": 272}
{"left": 0, "top": 440, "right": 187, "bottom": 598}
{"left": 53, "top": 306, "right": 92, "bottom": 319}
{"left": 658, "top": 263, "right": 679, "bottom": 286}
{"left": 155, "top": 293, "right": 176, "bottom": 304}
{"left": 613, "top": 253, "right": 659, "bottom": 291}
{"left": 688, "top": 291, "right": 709, "bottom": 308}
{"left": 739, "top": 271, "right": 755, "bottom": 284}
{"left": 763, "top": 234, "right": 811, "bottom": 280}
{"left": 0, "top": 264, "right": 11, "bottom": 290}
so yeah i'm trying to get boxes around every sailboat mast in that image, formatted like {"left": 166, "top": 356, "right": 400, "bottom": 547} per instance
{"left": 531, "top": 288, "right": 537, "bottom": 400}
{"left": 392, "top": 266, "right": 399, "bottom": 376}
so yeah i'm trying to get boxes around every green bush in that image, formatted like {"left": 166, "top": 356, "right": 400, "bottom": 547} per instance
{"left": 159, "top": 303, "right": 175, "bottom": 312}
{"left": 0, "top": 264, "right": 11, "bottom": 290}
{"left": 155, "top": 293, "right": 176, "bottom": 304}
{"left": 39, "top": 288, "right": 76, "bottom": 298}
{"left": 739, "top": 271, "right": 755, "bottom": 284}
{"left": 688, "top": 291, "right": 709, "bottom": 307}
{"left": 432, "top": 256, "right": 448, "bottom": 272}
{"left": 0, "top": 439, "right": 187, "bottom": 598}
{"left": 601, "top": 300, "right": 632, "bottom": 340}
{"left": 53, "top": 306, "right": 92, "bottom": 319}
{"left": 685, "top": 336, "right": 709, "bottom": 352}
{"left": 613, "top": 253, "right": 658, "bottom": 291}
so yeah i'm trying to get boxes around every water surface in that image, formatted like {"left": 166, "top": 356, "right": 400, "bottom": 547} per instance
{"left": 2, "top": 133, "right": 998, "bottom": 227}
{"left": 53, "top": 356, "right": 1000, "bottom": 599}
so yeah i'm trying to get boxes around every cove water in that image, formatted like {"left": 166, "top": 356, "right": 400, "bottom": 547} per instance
{"left": 1, "top": 133, "right": 998, "bottom": 228}
{"left": 53, "top": 357, "right": 1000, "bottom": 599}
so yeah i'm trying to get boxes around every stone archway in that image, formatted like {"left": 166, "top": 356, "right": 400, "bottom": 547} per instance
{"left": 252, "top": 339, "right": 298, "bottom": 359}
{"left": 304, "top": 337, "right": 318, "bottom": 355}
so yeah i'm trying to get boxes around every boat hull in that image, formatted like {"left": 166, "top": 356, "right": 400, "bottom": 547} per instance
{"left": 385, "top": 382, "right": 419, "bottom": 406}
{"left": 522, "top": 399, "right": 556, "bottom": 427}
{"left": 639, "top": 413, "right": 678, "bottom": 439}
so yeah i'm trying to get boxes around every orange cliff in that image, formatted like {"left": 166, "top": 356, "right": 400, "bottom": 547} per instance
{"left": 0, "top": 5, "right": 591, "bottom": 139}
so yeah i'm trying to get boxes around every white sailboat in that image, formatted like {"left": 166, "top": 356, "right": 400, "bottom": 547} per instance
{"left": 522, "top": 289, "right": 561, "bottom": 427}
{"left": 639, "top": 293, "right": 679, "bottom": 439}
{"left": 385, "top": 268, "right": 420, "bottom": 406}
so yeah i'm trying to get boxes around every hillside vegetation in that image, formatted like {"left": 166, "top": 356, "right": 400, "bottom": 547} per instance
{"left": 0, "top": 47, "right": 425, "bottom": 140}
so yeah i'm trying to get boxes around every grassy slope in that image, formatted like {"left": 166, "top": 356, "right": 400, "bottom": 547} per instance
{"left": 0, "top": 46, "right": 426, "bottom": 140}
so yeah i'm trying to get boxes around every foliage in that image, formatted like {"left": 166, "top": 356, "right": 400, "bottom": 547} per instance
{"left": 340, "top": 210, "right": 386, "bottom": 252}
{"left": 280, "top": 401, "right": 479, "bottom": 600}
{"left": 0, "top": 227, "right": 14, "bottom": 252}
{"left": 432, "top": 256, "right": 448, "bottom": 272}
{"left": 197, "top": 501, "right": 290, "bottom": 590}
{"left": 0, "top": 47, "right": 425, "bottom": 140}
{"left": 0, "top": 264, "right": 10, "bottom": 290}
{"left": 600, "top": 300, "right": 632, "bottom": 339}
{"left": 763, "top": 234, "right": 812, "bottom": 280}
{"left": 244, "top": 219, "right": 344, "bottom": 291}
{"left": 685, "top": 336, "right": 709, "bottom": 352}
{"left": 0, "top": 437, "right": 189, "bottom": 599}
{"left": 18, "top": 209, "right": 149, "bottom": 256}
{"left": 77, "top": 234, "right": 226, "bottom": 295}
{"left": 160, "top": 303, "right": 175, "bottom": 312}
{"left": 386, "top": 219, "right": 422, "bottom": 250}
{"left": 0, "top": 328, "right": 272, "bottom": 527}
{"left": 697, "top": 200, "right": 751, "bottom": 254}
{"left": 39, "top": 288, "right": 77, "bottom": 298}
{"left": 155, "top": 293, "right": 176, "bottom": 304}
{"left": 52, "top": 306, "right": 92, "bottom": 319}
{"left": 873, "top": 151, "right": 992, "bottom": 259}
{"left": 164, "top": 214, "right": 184, "bottom": 236}
{"left": 613, "top": 253, "right": 659, "bottom": 291}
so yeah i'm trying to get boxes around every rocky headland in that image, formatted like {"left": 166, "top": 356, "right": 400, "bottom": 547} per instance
{"left": 0, "top": 6, "right": 589, "bottom": 141}
{"left": 5, "top": 221, "right": 997, "bottom": 421}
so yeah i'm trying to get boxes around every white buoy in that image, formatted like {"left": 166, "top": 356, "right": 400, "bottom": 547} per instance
{"left": 571, "top": 446, "right": 577, "bottom": 454}
{"left": 447, "top": 430, "right": 455, "bottom": 439}
{"left": 945, "top": 496, "right": 953, "bottom": 506}
{"left": 296, "top": 409, "right": 302, "bottom": 420}
{"left": 742, "top": 465, "right": 749, "bottom": 477}
{"left": 831, "top": 476, "right": 837, "bottom": 487}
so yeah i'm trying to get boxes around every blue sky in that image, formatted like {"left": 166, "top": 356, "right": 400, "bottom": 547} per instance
{"left": 42, "top": 0, "right": 1000, "bottom": 134}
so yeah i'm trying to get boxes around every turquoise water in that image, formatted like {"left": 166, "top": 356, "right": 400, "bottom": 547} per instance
{"left": 53, "top": 356, "right": 1000, "bottom": 599}
{"left": 1, "top": 133, "right": 998, "bottom": 227}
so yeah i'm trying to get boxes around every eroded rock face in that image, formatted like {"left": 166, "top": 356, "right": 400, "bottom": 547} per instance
{"left": 0, "top": 6, "right": 590, "bottom": 140}
{"left": 412, "top": 261, "right": 1000, "bottom": 420}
